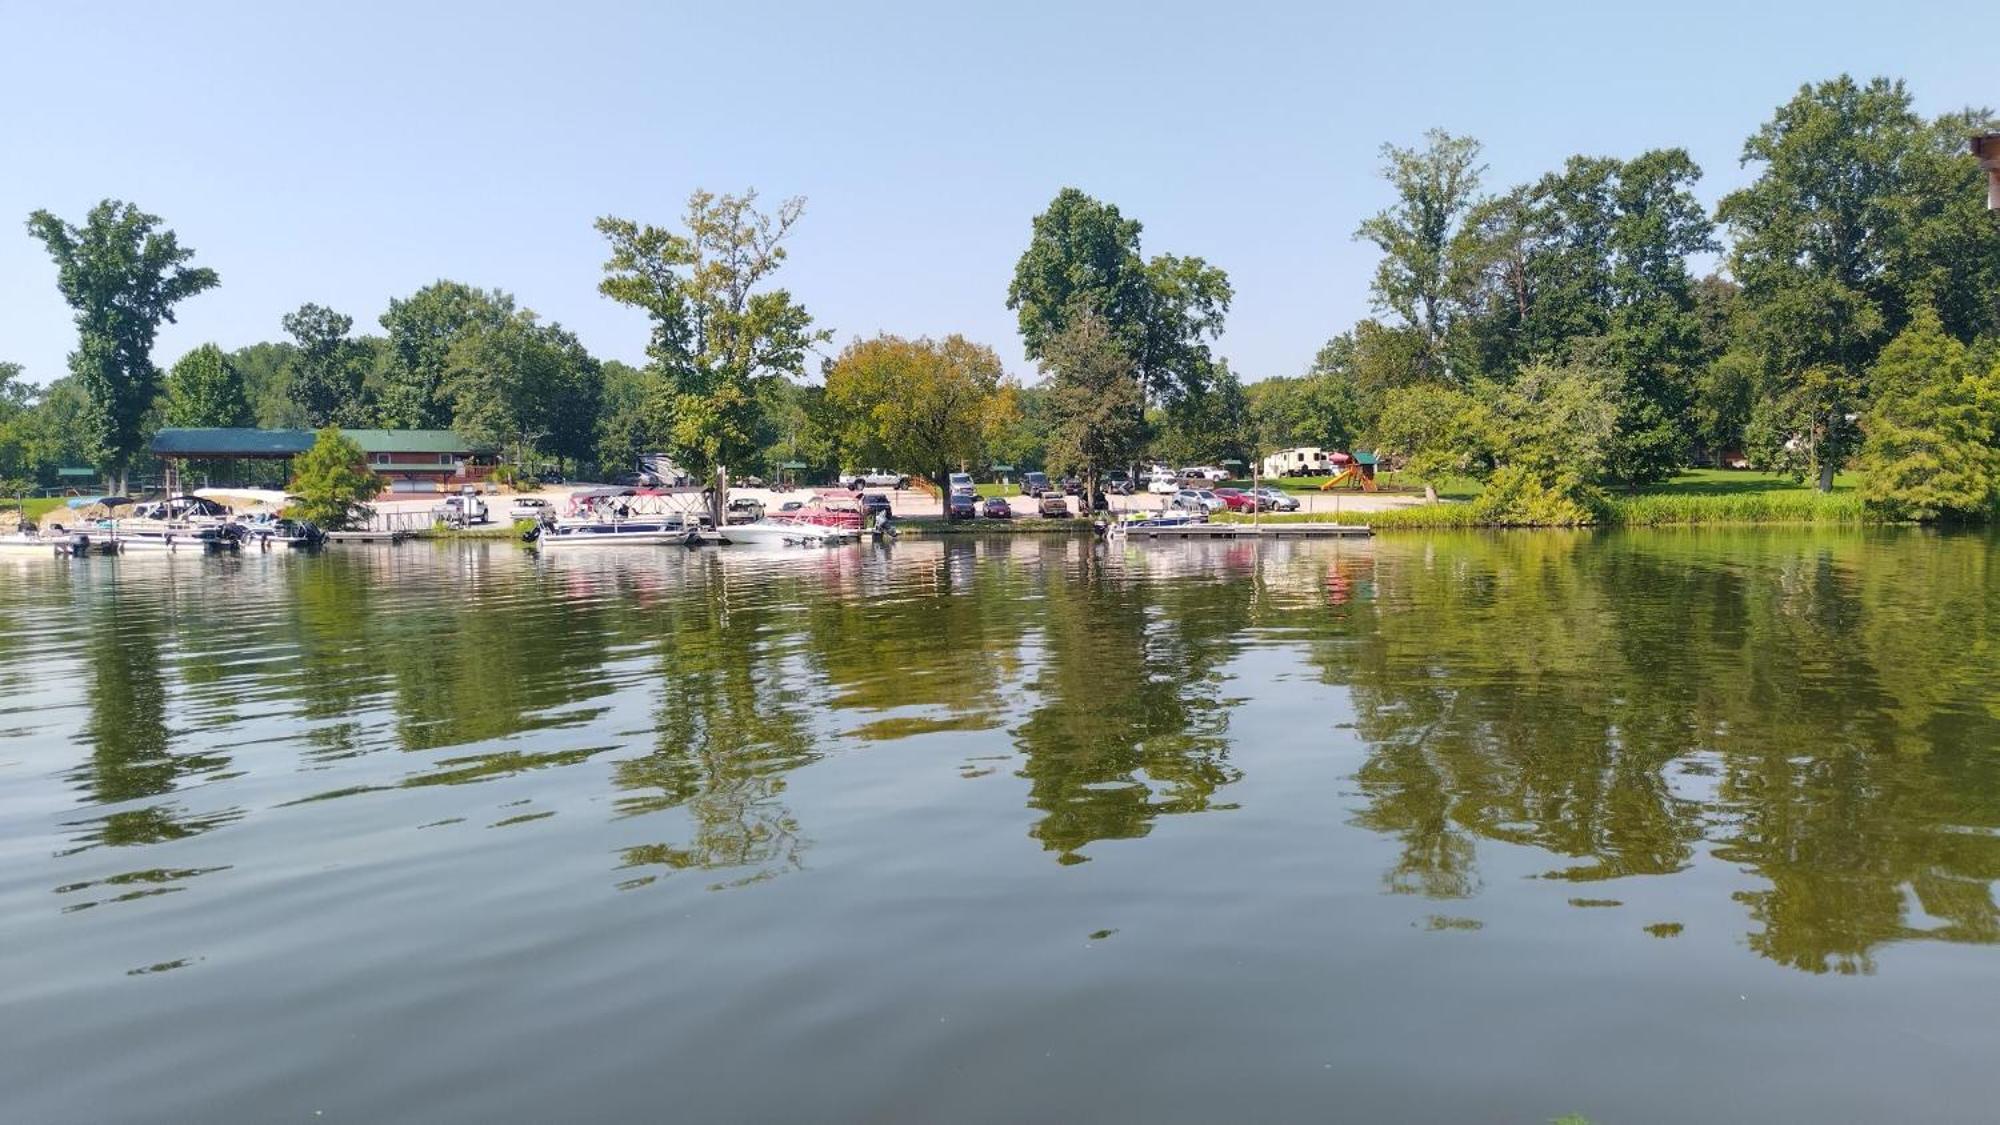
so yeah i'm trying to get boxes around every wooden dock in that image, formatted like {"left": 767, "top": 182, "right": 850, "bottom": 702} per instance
{"left": 1119, "top": 522, "right": 1373, "bottom": 540}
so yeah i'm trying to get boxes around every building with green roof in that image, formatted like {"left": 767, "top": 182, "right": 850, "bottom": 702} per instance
{"left": 151, "top": 428, "right": 497, "bottom": 493}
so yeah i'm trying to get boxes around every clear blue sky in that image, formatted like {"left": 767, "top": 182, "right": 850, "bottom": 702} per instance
{"left": 1, "top": 0, "right": 1990, "bottom": 389}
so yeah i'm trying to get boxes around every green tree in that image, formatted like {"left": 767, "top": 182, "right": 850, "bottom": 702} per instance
{"left": 595, "top": 359, "right": 658, "bottom": 474}
{"left": 287, "top": 427, "right": 380, "bottom": 530}
{"left": 443, "top": 310, "right": 601, "bottom": 470}
{"left": 824, "top": 334, "right": 1010, "bottom": 495}
{"left": 1247, "top": 345, "right": 1364, "bottom": 453}
{"left": 1717, "top": 77, "right": 2000, "bottom": 490}
{"left": 1040, "top": 312, "right": 1144, "bottom": 507}
{"left": 1007, "top": 188, "right": 1231, "bottom": 407}
{"left": 378, "top": 282, "right": 515, "bottom": 429}
{"left": 24, "top": 200, "right": 219, "bottom": 491}
{"left": 1455, "top": 149, "right": 1716, "bottom": 486}
{"left": 1373, "top": 383, "right": 1492, "bottom": 488}
{"left": 1355, "top": 129, "right": 1486, "bottom": 382}
{"left": 282, "top": 303, "right": 367, "bottom": 427}
{"left": 1153, "top": 363, "right": 1252, "bottom": 467}
{"left": 163, "top": 344, "right": 250, "bottom": 428}
{"left": 229, "top": 341, "right": 306, "bottom": 428}
{"left": 1857, "top": 308, "right": 2000, "bottom": 521}
{"left": 0, "top": 361, "right": 32, "bottom": 485}
{"left": 595, "top": 189, "right": 829, "bottom": 476}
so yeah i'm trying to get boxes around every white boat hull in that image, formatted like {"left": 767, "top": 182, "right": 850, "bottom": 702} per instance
{"left": 536, "top": 523, "right": 697, "bottom": 548}
{"left": 723, "top": 520, "right": 852, "bottom": 546}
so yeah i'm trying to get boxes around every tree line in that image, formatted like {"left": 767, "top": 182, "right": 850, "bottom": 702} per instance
{"left": 6, "top": 74, "right": 1998, "bottom": 518}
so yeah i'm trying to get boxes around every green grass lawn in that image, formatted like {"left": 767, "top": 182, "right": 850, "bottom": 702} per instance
{"left": 10, "top": 497, "right": 64, "bottom": 521}
{"left": 1632, "top": 468, "right": 1857, "bottom": 496}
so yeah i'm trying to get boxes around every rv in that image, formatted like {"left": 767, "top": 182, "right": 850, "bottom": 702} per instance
{"left": 1262, "top": 448, "right": 1335, "bottom": 478}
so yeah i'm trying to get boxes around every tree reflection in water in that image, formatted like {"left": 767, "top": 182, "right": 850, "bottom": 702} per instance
{"left": 1325, "top": 531, "right": 2000, "bottom": 975}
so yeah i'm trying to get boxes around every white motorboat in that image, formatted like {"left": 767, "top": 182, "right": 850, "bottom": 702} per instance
{"left": 0, "top": 529, "right": 95, "bottom": 557}
{"left": 108, "top": 521, "right": 239, "bottom": 553}
{"left": 532, "top": 519, "right": 700, "bottom": 548}
{"left": 721, "top": 519, "right": 853, "bottom": 547}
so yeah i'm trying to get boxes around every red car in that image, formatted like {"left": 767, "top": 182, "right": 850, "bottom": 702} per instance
{"left": 1213, "top": 487, "right": 1260, "bottom": 513}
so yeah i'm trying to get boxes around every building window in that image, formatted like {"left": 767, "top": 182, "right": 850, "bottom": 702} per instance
{"left": 372, "top": 453, "right": 389, "bottom": 465}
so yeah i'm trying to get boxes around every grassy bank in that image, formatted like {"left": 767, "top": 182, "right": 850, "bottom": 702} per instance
{"left": 1214, "top": 470, "right": 1871, "bottom": 530}
{"left": 8, "top": 497, "right": 66, "bottom": 521}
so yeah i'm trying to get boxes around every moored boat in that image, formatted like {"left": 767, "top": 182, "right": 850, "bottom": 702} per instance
{"left": 531, "top": 519, "right": 700, "bottom": 548}
{"left": 720, "top": 519, "right": 851, "bottom": 547}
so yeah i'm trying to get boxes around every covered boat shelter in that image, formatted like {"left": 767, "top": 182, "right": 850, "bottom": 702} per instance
{"left": 150, "top": 429, "right": 497, "bottom": 493}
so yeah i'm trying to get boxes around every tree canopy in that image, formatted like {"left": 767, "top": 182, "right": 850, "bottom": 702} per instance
{"left": 286, "top": 427, "right": 379, "bottom": 530}
{"left": 24, "top": 199, "right": 218, "bottom": 488}
{"left": 595, "top": 189, "right": 828, "bottom": 474}
{"left": 164, "top": 344, "right": 251, "bottom": 428}
{"left": 823, "top": 334, "right": 1011, "bottom": 488}
{"left": 1008, "top": 188, "right": 1231, "bottom": 406}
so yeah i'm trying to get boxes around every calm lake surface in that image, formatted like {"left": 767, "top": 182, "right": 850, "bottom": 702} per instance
{"left": 2, "top": 530, "right": 1997, "bottom": 1122}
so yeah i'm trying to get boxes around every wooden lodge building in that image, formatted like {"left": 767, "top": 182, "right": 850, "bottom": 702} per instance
{"left": 150, "top": 428, "right": 497, "bottom": 494}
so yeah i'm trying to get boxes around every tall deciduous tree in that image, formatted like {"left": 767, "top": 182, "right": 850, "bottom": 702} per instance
{"left": 595, "top": 189, "right": 829, "bottom": 475}
{"left": 823, "top": 334, "right": 1011, "bottom": 496}
{"left": 1718, "top": 76, "right": 2000, "bottom": 490}
{"left": 24, "top": 200, "right": 219, "bottom": 491}
{"left": 378, "top": 282, "right": 515, "bottom": 429}
{"left": 164, "top": 344, "right": 250, "bottom": 428}
{"left": 443, "top": 310, "right": 601, "bottom": 469}
{"left": 1355, "top": 130, "right": 1485, "bottom": 382}
{"left": 1040, "top": 312, "right": 1144, "bottom": 508}
{"left": 1007, "top": 188, "right": 1231, "bottom": 406}
{"left": 282, "top": 303, "right": 367, "bottom": 427}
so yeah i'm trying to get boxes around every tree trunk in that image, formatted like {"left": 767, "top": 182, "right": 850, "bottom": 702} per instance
{"left": 1817, "top": 459, "right": 1835, "bottom": 493}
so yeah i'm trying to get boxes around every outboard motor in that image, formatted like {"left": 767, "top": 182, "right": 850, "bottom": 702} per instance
{"left": 67, "top": 532, "right": 91, "bottom": 558}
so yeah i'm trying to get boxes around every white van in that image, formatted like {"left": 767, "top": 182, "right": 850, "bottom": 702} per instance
{"left": 948, "top": 472, "right": 975, "bottom": 496}
{"left": 1146, "top": 467, "right": 1179, "bottom": 495}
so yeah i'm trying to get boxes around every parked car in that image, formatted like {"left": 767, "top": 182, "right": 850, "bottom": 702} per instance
{"left": 609, "top": 471, "right": 655, "bottom": 488}
{"left": 535, "top": 470, "right": 566, "bottom": 485}
{"left": 859, "top": 492, "right": 893, "bottom": 519}
{"left": 1022, "top": 470, "right": 1051, "bottom": 495}
{"left": 1251, "top": 486, "right": 1300, "bottom": 512}
{"left": 1147, "top": 469, "right": 1179, "bottom": 495}
{"left": 1171, "top": 488, "right": 1226, "bottom": 514}
{"left": 509, "top": 497, "right": 552, "bottom": 520}
{"left": 1087, "top": 489, "right": 1109, "bottom": 512}
{"left": 1037, "top": 491, "right": 1072, "bottom": 518}
{"left": 736, "top": 475, "right": 766, "bottom": 488}
{"left": 844, "top": 468, "right": 911, "bottom": 490}
{"left": 946, "top": 492, "right": 977, "bottom": 520}
{"left": 1104, "top": 470, "right": 1135, "bottom": 495}
{"left": 726, "top": 498, "right": 765, "bottom": 524}
{"left": 981, "top": 496, "right": 1013, "bottom": 519}
{"left": 1213, "top": 487, "right": 1259, "bottom": 513}
{"left": 948, "top": 472, "right": 975, "bottom": 496}
{"left": 1060, "top": 476, "right": 1085, "bottom": 496}
{"left": 778, "top": 500, "right": 804, "bottom": 512}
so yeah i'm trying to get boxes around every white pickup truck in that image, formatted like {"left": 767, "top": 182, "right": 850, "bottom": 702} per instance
{"left": 842, "top": 468, "right": 910, "bottom": 490}
{"left": 432, "top": 494, "right": 490, "bottom": 527}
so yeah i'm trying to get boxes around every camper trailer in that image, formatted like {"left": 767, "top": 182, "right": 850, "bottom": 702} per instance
{"left": 1262, "top": 448, "right": 1335, "bottom": 478}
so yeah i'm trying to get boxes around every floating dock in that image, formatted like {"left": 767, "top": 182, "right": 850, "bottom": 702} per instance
{"left": 1119, "top": 522, "right": 1373, "bottom": 540}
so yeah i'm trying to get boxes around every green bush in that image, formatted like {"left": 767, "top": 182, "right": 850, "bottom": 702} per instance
{"left": 1469, "top": 465, "right": 1610, "bottom": 527}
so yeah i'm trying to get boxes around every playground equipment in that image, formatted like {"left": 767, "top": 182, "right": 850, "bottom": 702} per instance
{"left": 1318, "top": 451, "right": 1379, "bottom": 492}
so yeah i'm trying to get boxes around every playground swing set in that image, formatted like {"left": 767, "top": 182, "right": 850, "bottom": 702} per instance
{"left": 1317, "top": 450, "right": 1379, "bottom": 492}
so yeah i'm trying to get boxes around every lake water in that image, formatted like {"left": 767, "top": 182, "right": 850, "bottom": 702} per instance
{"left": 2, "top": 531, "right": 1997, "bottom": 1122}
